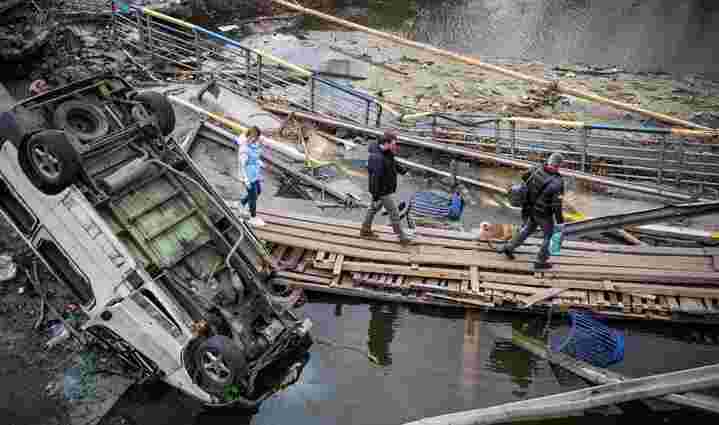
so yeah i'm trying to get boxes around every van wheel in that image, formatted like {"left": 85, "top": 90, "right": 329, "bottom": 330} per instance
{"left": 132, "top": 92, "right": 175, "bottom": 136}
{"left": 19, "top": 130, "right": 81, "bottom": 195}
{"left": 192, "top": 336, "right": 248, "bottom": 396}
{"left": 53, "top": 100, "right": 110, "bottom": 142}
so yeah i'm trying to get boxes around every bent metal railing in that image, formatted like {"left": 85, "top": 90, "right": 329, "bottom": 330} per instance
{"left": 110, "top": 4, "right": 719, "bottom": 195}
{"left": 111, "top": 4, "right": 385, "bottom": 126}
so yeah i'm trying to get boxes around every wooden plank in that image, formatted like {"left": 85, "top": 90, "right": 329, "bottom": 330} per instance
{"left": 333, "top": 254, "right": 345, "bottom": 275}
{"left": 315, "top": 250, "right": 326, "bottom": 261}
{"left": 470, "top": 266, "right": 479, "bottom": 293}
{"left": 259, "top": 208, "right": 710, "bottom": 256}
{"left": 328, "top": 253, "right": 337, "bottom": 262}
{"left": 276, "top": 271, "right": 331, "bottom": 285}
{"left": 521, "top": 288, "right": 568, "bottom": 308}
{"left": 427, "top": 292, "right": 494, "bottom": 307}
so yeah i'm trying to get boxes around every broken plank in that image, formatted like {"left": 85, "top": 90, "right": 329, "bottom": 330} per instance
{"left": 333, "top": 254, "right": 345, "bottom": 275}
{"left": 521, "top": 288, "right": 568, "bottom": 308}
{"left": 470, "top": 266, "right": 479, "bottom": 293}
{"left": 427, "top": 293, "right": 494, "bottom": 307}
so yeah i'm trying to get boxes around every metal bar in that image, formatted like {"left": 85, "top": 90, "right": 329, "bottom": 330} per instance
{"left": 136, "top": 10, "right": 144, "bottom": 50}
{"left": 510, "top": 121, "right": 516, "bottom": 158}
{"left": 256, "top": 55, "right": 262, "bottom": 97}
{"left": 245, "top": 50, "right": 251, "bottom": 96}
{"left": 581, "top": 127, "right": 589, "bottom": 172}
{"left": 376, "top": 104, "right": 383, "bottom": 127}
{"left": 562, "top": 201, "right": 719, "bottom": 238}
{"left": 677, "top": 137, "right": 686, "bottom": 187}
{"left": 365, "top": 100, "right": 370, "bottom": 126}
{"left": 309, "top": 77, "right": 315, "bottom": 112}
{"left": 146, "top": 14, "right": 153, "bottom": 51}
{"left": 494, "top": 121, "right": 501, "bottom": 155}
{"left": 658, "top": 134, "right": 667, "bottom": 186}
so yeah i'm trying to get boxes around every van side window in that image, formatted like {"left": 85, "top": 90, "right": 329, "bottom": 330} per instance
{"left": 0, "top": 178, "right": 37, "bottom": 235}
{"left": 37, "top": 239, "right": 94, "bottom": 306}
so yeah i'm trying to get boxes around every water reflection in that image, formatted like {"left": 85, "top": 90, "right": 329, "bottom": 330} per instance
{"left": 487, "top": 320, "right": 543, "bottom": 397}
{"left": 367, "top": 302, "right": 400, "bottom": 366}
{"left": 459, "top": 310, "right": 483, "bottom": 401}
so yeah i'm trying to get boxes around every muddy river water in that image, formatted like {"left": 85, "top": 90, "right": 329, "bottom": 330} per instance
{"left": 380, "top": 0, "right": 719, "bottom": 79}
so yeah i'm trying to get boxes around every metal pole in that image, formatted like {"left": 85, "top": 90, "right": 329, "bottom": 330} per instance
{"left": 310, "top": 77, "right": 316, "bottom": 112}
{"left": 136, "top": 10, "right": 145, "bottom": 50}
{"left": 194, "top": 29, "right": 201, "bottom": 67}
{"left": 676, "top": 137, "right": 685, "bottom": 187}
{"left": 657, "top": 134, "right": 667, "bottom": 186}
{"left": 245, "top": 50, "right": 251, "bottom": 95}
{"left": 365, "top": 100, "right": 371, "bottom": 126}
{"left": 494, "top": 120, "right": 501, "bottom": 155}
{"left": 510, "top": 121, "right": 516, "bottom": 159}
{"left": 581, "top": 127, "right": 589, "bottom": 172}
{"left": 256, "top": 55, "right": 263, "bottom": 97}
{"left": 146, "top": 15, "right": 153, "bottom": 52}
{"left": 376, "top": 104, "right": 383, "bottom": 128}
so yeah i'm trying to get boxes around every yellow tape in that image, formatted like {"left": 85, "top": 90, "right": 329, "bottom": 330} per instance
{"left": 712, "top": 232, "right": 719, "bottom": 240}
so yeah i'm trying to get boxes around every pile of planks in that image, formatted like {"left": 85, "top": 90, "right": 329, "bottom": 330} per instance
{"left": 253, "top": 208, "right": 719, "bottom": 323}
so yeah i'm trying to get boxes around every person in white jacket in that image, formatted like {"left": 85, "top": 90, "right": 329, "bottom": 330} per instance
{"left": 237, "top": 126, "right": 265, "bottom": 226}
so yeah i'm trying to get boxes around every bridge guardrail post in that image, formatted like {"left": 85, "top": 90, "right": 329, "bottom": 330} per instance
{"left": 146, "top": 14, "right": 153, "bottom": 52}
{"left": 310, "top": 77, "right": 316, "bottom": 112}
{"left": 376, "top": 104, "right": 382, "bottom": 128}
{"left": 193, "top": 29, "right": 201, "bottom": 68}
{"left": 581, "top": 127, "right": 589, "bottom": 172}
{"left": 365, "top": 100, "right": 371, "bottom": 126}
{"left": 657, "top": 134, "right": 667, "bottom": 186}
{"left": 245, "top": 50, "right": 251, "bottom": 96}
{"left": 510, "top": 120, "right": 516, "bottom": 158}
{"left": 257, "top": 55, "right": 263, "bottom": 98}
{"left": 676, "top": 137, "right": 685, "bottom": 187}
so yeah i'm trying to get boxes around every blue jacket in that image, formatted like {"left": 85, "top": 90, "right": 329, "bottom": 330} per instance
{"left": 238, "top": 135, "right": 263, "bottom": 183}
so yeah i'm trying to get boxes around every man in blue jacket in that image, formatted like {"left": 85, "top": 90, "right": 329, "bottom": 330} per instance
{"left": 360, "top": 131, "right": 413, "bottom": 245}
{"left": 498, "top": 152, "right": 565, "bottom": 270}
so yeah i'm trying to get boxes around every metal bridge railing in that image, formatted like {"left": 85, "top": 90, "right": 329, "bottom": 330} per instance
{"left": 111, "top": 4, "right": 385, "bottom": 128}
{"left": 391, "top": 113, "right": 719, "bottom": 192}
{"left": 109, "top": 4, "right": 718, "bottom": 195}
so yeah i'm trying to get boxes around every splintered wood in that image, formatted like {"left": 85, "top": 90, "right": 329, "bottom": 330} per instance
{"left": 256, "top": 208, "right": 719, "bottom": 324}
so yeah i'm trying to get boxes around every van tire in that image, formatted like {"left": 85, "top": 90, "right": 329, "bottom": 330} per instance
{"left": 132, "top": 92, "right": 175, "bottom": 136}
{"left": 53, "top": 100, "right": 110, "bottom": 142}
{"left": 19, "top": 130, "right": 81, "bottom": 195}
{"left": 192, "top": 335, "right": 248, "bottom": 396}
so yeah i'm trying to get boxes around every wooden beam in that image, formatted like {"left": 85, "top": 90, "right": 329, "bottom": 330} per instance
{"left": 521, "top": 288, "right": 568, "bottom": 308}
{"left": 333, "top": 254, "right": 344, "bottom": 275}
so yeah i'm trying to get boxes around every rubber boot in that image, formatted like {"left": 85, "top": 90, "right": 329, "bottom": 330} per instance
{"left": 360, "top": 226, "right": 379, "bottom": 239}
{"left": 534, "top": 262, "right": 553, "bottom": 270}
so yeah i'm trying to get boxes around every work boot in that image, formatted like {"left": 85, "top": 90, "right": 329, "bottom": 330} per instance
{"left": 497, "top": 245, "right": 515, "bottom": 260}
{"left": 534, "top": 262, "right": 552, "bottom": 270}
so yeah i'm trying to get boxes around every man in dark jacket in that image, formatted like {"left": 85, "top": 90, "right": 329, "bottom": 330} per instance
{"left": 360, "top": 131, "right": 413, "bottom": 244}
{"left": 498, "top": 152, "right": 565, "bottom": 269}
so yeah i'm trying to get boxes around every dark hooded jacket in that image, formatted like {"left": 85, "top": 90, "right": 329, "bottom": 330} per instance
{"left": 367, "top": 142, "right": 406, "bottom": 201}
{"left": 521, "top": 165, "right": 565, "bottom": 224}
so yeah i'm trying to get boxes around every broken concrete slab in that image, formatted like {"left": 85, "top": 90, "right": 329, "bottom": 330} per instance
{"left": 242, "top": 34, "right": 369, "bottom": 80}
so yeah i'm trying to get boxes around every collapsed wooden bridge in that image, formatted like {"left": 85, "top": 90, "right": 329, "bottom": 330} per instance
{"left": 253, "top": 208, "right": 719, "bottom": 324}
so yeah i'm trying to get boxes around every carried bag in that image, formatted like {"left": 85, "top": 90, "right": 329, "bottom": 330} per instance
{"left": 508, "top": 168, "right": 541, "bottom": 208}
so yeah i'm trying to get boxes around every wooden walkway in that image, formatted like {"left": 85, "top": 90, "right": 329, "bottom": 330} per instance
{"left": 254, "top": 208, "right": 719, "bottom": 324}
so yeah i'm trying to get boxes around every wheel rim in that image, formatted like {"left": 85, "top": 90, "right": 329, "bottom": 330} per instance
{"left": 30, "top": 144, "right": 61, "bottom": 180}
{"left": 202, "top": 350, "right": 232, "bottom": 384}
